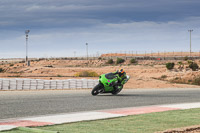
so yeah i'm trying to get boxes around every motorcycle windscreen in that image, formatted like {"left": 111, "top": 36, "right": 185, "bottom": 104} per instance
{"left": 105, "top": 73, "right": 116, "bottom": 79}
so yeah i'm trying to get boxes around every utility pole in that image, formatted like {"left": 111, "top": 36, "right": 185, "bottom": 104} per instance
{"left": 86, "top": 43, "right": 88, "bottom": 60}
{"left": 188, "top": 29, "right": 193, "bottom": 57}
{"left": 74, "top": 51, "right": 76, "bottom": 58}
{"left": 25, "top": 30, "right": 30, "bottom": 66}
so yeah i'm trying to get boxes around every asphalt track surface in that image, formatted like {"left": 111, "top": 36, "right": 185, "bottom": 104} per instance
{"left": 0, "top": 88, "right": 200, "bottom": 120}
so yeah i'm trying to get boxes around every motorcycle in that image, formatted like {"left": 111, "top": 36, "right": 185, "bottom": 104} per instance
{"left": 91, "top": 72, "right": 130, "bottom": 96}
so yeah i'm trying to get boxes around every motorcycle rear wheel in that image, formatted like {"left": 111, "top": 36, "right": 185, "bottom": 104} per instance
{"left": 111, "top": 85, "right": 123, "bottom": 95}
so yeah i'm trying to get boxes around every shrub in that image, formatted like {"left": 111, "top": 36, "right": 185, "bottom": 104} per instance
{"left": 75, "top": 71, "right": 99, "bottom": 77}
{"left": 170, "top": 77, "right": 181, "bottom": 84}
{"left": 166, "top": 62, "right": 175, "bottom": 70}
{"left": 178, "top": 61, "right": 182, "bottom": 65}
{"left": 189, "top": 62, "right": 199, "bottom": 71}
{"left": 107, "top": 59, "right": 114, "bottom": 64}
{"left": 178, "top": 61, "right": 184, "bottom": 70}
{"left": 116, "top": 58, "right": 125, "bottom": 64}
{"left": 0, "top": 68, "right": 4, "bottom": 73}
{"left": 193, "top": 77, "right": 200, "bottom": 85}
{"left": 130, "top": 58, "right": 137, "bottom": 64}
{"left": 75, "top": 71, "right": 89, "bottom": 77}
{"left": 44, "top": 65, "right": 53, "bottom": 68}
{"left": 184, "top": 56, "right": 189, "bottom": 61}
{"left": 161, "top": 75, "right": 167, "bottom": 79}
{"left": 57, "top": 74, "right": 62, "bottom": 77}
{"left": 88, "top": 72, "right": 99, "bottom": 77}
{"left": 10, "top": 64, "right": 14, "bottom": 67}
{"left": 19, "top": 61, "right": 25, "bottom": 63}
{"left": 187, "top": 60, "right": 193, "bottom": 65}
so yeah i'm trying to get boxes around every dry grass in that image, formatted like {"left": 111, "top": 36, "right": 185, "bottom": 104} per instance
{"left": 74, "top": 71, "right": 99, "bottom": 77}
{"left": 101, "top": 52, "right": 200, "bottom": 57}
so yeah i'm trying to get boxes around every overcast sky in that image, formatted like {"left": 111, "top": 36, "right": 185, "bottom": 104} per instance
{"left": 0, "top": 0, "right": 200, "bottom": 58}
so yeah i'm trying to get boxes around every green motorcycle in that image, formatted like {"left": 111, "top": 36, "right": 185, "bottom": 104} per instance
{"left": 91, "top": 72, "right": 130, "bottom": 96}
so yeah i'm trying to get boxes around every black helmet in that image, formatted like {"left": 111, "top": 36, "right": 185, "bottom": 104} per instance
{"left": 119, "top": 69, "right": 125, "bottom": 77}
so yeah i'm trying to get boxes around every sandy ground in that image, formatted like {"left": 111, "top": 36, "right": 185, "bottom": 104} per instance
{"left": 0, "top": 59, "right": 200, "bottom": 89}
{"left": 1, "top": 59, "right": 200, "bottom": 132}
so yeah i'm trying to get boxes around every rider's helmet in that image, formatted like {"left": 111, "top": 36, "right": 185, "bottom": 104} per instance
{"left": 118, "top": 69, "right": 125, "bottom": 77}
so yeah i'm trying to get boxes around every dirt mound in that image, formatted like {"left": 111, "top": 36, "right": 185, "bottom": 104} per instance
{"left": 157, "top": 125, "right": 200, "bottom": 133}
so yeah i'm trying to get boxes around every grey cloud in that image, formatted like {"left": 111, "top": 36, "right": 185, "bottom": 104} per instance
{"left": 0, "top": 0, "right": 200, "bottom": 30}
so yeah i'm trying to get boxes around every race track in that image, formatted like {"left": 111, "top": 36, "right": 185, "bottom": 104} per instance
{"left": 0, "top": 88, "right": 200, "bottom": 120}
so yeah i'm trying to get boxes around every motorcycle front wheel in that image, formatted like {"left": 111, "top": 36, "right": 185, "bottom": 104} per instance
{"left": 91, "top": 83, "right": 103, "bottom": 96}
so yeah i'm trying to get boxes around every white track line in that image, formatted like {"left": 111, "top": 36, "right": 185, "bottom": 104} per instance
{"left": 160, "top": 102, "right": 200, "bottom": 109}
{"left": 0, "top": 125, "right": 17, "bottom": 131}
{"left": 21, "top": 112, "right": 126, "bottom": 124}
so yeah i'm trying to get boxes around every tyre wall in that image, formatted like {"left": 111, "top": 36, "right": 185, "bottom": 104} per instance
{"left": 0, "top": 78, "right": 99, "bottom": 90}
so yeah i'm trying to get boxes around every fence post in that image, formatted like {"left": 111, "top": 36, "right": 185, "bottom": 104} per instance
{"left": 164, "top": 51, "right": 165, "bottom": 59}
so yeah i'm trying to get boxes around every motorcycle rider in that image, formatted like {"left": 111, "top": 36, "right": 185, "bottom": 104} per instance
{"left": 113, "top": 69, "right": 128, "bottom": 90}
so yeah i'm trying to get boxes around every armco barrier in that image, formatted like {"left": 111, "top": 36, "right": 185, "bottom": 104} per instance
{"left": 0, "top": 78, "right": 99, "bottom": 90}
